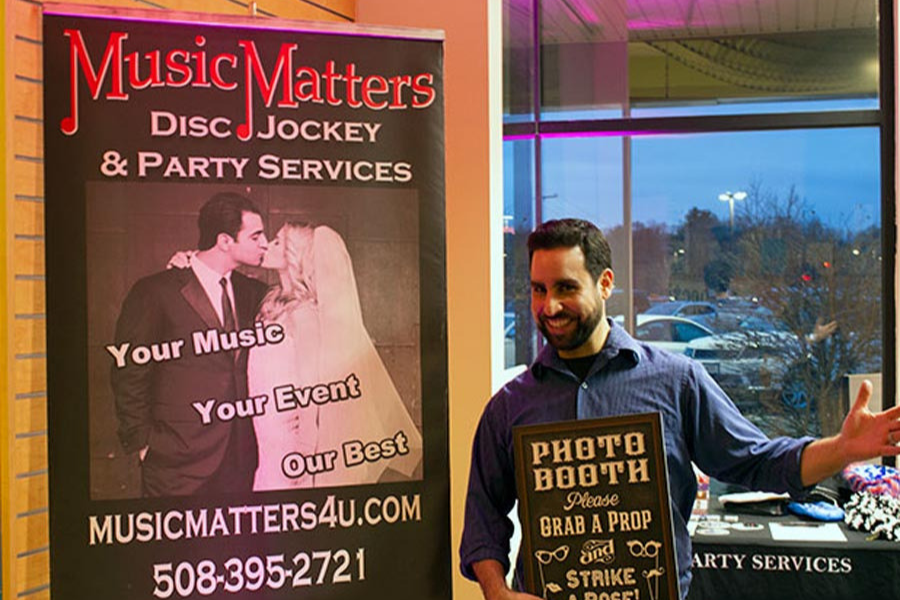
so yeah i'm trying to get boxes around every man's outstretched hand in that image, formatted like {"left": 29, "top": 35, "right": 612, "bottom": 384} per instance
{"left": 801, "top": 380, "right": 900, "bottom": 486}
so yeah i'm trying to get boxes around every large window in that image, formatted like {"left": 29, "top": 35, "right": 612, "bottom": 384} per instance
{"left": 502, "top": 0, "right": 894, "bottom": 440}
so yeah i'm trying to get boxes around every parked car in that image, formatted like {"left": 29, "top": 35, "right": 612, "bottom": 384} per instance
{"left": 504, "top": 311, "right": 517, "bottom": 367}
{"left": 685, "top": 329, "right": 801, "bottom": 400}
{"left": 643, "top": 300, "right": 718, "bottom": 320}
{"left": 643, "top": 300, "right": 729, "bottom": 331}
{"left": 631, "top": 315, "right": 715, "bottom": 355}
{"left": 645, "top": 298, "right": 776, "bottom": 333}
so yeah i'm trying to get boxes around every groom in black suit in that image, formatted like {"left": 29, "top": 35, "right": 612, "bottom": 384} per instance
{"left": 111, "top": 193, "right": 269, "bottom": 496}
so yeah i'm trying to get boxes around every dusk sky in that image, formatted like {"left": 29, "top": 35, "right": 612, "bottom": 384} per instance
{"left": 533, "top": 126, "right": 880, "bottom": 232}
{"left": 509, "top": 99, "right": 882, "bottom": 234}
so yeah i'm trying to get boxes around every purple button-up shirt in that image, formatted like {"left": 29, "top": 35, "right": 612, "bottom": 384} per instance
{"left": 460, "top": 320, "right": 813, "bottom": 597}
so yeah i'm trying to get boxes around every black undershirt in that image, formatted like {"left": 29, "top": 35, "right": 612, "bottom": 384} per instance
{"left": 563, "top": 352, "right": 601, "bottom": 382}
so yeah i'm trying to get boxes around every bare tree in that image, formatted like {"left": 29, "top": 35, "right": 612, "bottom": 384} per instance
{"left": 730, "top": 184, "right": 882, "bottom": 436}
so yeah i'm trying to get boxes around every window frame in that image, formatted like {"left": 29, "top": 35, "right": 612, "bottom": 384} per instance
{"left": 500, "top": 0, "right": 897, "bottom": 432}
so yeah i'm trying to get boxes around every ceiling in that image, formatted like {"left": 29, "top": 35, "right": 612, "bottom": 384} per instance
{"left": 506, "top": 0, "right": 879, "bottom": 44}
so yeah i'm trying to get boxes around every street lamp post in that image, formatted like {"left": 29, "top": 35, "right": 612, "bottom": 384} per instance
{"left": 718, "top": 191, "right": 747, "bottom": 231}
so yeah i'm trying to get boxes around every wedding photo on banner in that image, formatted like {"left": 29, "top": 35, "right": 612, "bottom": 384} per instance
{"left": 42, "top": 6, "right": 449, "bottom": 599}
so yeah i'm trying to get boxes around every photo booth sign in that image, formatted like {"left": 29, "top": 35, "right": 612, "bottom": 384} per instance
{"left": 514, "top": 414, "right": 680, "bottom": 600}
{"left": 43, "top": 6, "right": 449, "bottom": 599}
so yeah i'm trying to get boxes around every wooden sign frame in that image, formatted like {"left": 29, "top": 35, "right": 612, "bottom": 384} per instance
{"left": 514, "top": 413, "right": 680, "bottom": 600}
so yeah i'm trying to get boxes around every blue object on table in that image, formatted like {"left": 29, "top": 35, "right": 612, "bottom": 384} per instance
{"left": 786, "top": 501, "right": 845, "bottom": 522}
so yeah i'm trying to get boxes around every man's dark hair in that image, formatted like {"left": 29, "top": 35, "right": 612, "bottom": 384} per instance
{"left": 527, "top": 218, "right": 612, "bottom": 281}
{"left": 197, "top": 193, "right": 262, "bottom": 250}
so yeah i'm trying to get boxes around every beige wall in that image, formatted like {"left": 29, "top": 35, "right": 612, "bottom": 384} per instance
{"left": 354, "top": 3, "right": 502, "bottom": 600}
{"left": 0, "top": 2, "right": 356, "bottom": 598}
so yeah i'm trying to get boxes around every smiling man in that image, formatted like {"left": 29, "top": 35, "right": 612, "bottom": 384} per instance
{"left": 459, "top": 218, "right": 900, "bottom": 600}
{"left": 529, "top": 225, "right": 612, "bottom": 359}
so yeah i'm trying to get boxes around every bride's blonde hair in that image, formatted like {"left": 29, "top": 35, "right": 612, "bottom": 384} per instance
{"left": 258, "top": 222, "right": 316, "bottom": 322}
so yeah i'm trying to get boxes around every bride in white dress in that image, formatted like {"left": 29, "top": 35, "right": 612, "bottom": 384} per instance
{"left": 248, "top": 223, "right": 422, "bottom": 490}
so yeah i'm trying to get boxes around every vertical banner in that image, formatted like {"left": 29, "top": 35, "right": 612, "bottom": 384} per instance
{"left": 514, "top": 414, "right": 680, "bottom": 600}
{"left": 43, "top": 6, "right": 448, "bottom": 599}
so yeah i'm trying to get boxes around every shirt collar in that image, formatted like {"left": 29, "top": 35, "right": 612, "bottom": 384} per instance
{"left": 191, "top": 255, "right": 232, "bottom": 289}
{"left": 530, "top": 318, "right": 641, "bottom": 378}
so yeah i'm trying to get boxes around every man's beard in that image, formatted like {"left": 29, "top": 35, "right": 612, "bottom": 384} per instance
{"left": 537, "top": 305, "right": 603, "bottom": 352}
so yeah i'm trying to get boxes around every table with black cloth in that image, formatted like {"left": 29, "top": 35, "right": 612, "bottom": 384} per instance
{"left": 686, "top": 507, "right": 899, "bottom": 600}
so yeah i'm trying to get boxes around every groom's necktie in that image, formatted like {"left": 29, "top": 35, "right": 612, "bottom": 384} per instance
{"left": 219, "top": 277, "right": 236, "bottom": 331}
